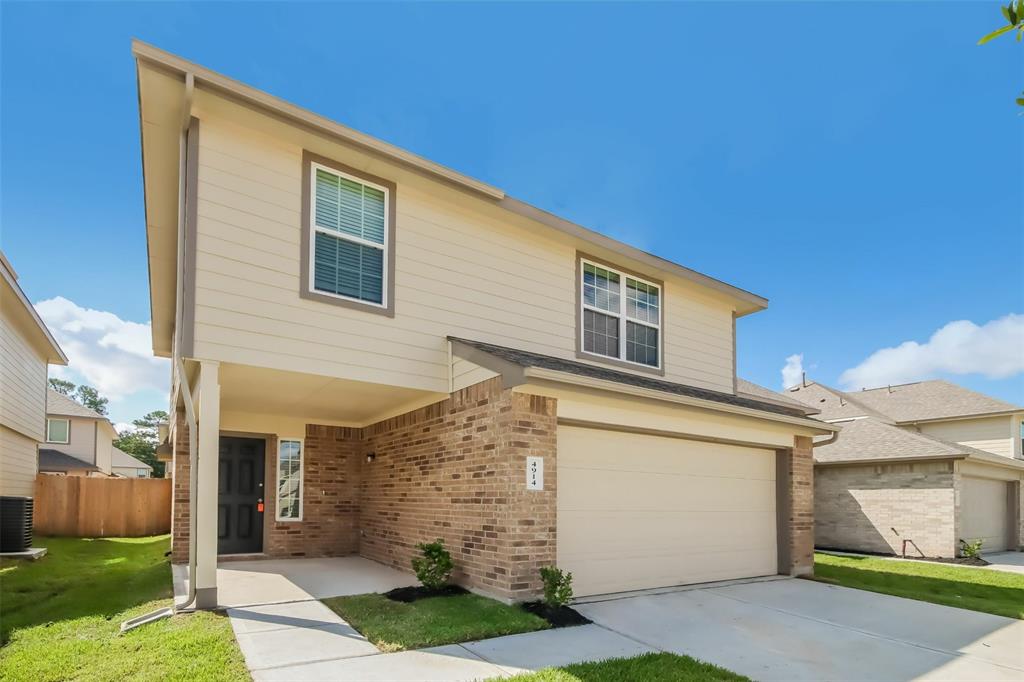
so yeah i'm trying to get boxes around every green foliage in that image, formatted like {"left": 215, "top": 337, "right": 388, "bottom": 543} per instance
{"left": 324, "top": 592, "right": 547, "bottom": 652}
{"left": 503, "top": 652, "right": 751, "bottom": 682}
{"left": 960, "top": 538, "right": 984, "bottom": 559}
{"left": 47, "top": 378, "right": 76, "bottom": 395}
{"left": 114, "top": 410, "right": 170, "bottom": 477}
{"left": 978, "top": 0, "right": 1024, "bottom": 106}
{"left": 539, "top": 566, "right": 574, "bottom": 608}
{"left": 411, "top": 539, "right": 454, "bottom": 590}
{"left": 73, "top": 385, "right": 109, "bottom": 415}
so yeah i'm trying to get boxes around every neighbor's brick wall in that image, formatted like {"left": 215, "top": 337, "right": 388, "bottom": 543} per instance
{"left": 170, "top": 412, "right": 190, "bottom": 564}
{"left": 360, "top": 377, "right": 557, "bottom": 601}
{"left": 815, "top": 460, "right": 956, "bottom": 557}
{"left": 264, "top": 426, "right": 362, "bottom": 558}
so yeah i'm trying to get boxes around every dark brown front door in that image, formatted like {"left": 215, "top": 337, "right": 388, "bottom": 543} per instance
{"left": 218, "top": 437, "right": 265, "bottom": 555}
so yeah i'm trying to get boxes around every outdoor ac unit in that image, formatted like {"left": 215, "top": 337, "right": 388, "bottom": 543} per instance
{"left": 0, "top": 496, "right": 33, "bottom": 553}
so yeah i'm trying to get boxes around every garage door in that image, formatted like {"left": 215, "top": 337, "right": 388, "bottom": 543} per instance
{"left": 557, "top": 425, "right": 778, "bottom": 597}
{"left": 961, "top": 476, "right": 1008, "bottom": 552}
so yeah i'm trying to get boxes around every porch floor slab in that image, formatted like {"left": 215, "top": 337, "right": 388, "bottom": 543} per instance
{"left": 173, "top": 555, "right": 419, "bottom": 608}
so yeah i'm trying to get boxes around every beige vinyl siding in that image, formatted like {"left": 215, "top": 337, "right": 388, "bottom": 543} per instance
{"left": 916, "top": 417, "right": 1015, "bottom": 459}
{"left": 94, "top": 423, "right": 114, "bottom": 475}
{"left": 1, "top": 426, "right": 38, "bottom": 497}
{"left": 56, "top": 417, "right": 98, "bottom": 463}
{"left": 1, "top": 306, "right": 47, "bottom": 442}
{"left": 189, "top": 105, "right": 736, "bottom": 395}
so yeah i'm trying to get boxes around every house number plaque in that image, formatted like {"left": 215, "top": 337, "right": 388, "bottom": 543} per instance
{"left": 526, "top": 456, "right": 543, "bottom": 491}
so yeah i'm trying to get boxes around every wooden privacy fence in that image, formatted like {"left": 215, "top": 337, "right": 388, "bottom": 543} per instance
{"left": 33, "top": 475, "right": 171, "bottom": 537}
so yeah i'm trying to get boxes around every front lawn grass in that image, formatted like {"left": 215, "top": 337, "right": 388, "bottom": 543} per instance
{"left": 814, "top": 552, "right": 1024, "bottom": 619}
{"left": 0, "top": 535, "right": 248, "bottom": 682}
{"left": 501, "top": 652, "right": 750, "bottom": 682}
{"left": 323, "top": 591, "right": 549, "bottom": 651}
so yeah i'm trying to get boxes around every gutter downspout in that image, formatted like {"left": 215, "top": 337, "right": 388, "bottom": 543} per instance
{"left": 813, "top": 430, "right": 840, "bottom": 448}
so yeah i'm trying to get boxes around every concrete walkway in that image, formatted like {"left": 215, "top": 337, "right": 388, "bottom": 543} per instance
{"left": 983, "top": 551, "right": 1024, "bottom": 575}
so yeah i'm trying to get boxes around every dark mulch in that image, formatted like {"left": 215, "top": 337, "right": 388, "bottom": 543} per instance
{"left": 520, "top": 601, "right": 592, "bottom": 628}
{"left": 384, "top": 585, "right": 470, "bottom": 603}
{"left": 904, "top": 555, "right": 990, "bottom": 566}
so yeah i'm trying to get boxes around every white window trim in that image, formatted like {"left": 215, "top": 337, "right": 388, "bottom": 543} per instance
{"left": 275, "top": 437, "right": 304, "bottom": 522}
{"left": 307, "top": 161, "right": 390, "bottom": 309}
{"left": 46, "top": 418, "right": 70, "bottom": 444}
{"left": 579, "top": 258, "right": 663, "bottom": 369}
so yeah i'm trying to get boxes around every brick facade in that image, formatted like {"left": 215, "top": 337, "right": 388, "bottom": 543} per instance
{"left": 780, "top": 435, "right": 815, "bottom": 576}
{"left": 170, "top": 413, "right": 190, "bottom": 564}
{"left": 360, "top": 378, "right": 557, "bottom": 601}
{"left": 815, "top": 460, "right": 956, "bottom": 557}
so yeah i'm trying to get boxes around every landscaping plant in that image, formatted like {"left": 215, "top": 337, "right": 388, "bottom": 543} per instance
{"left": 539, "top": 566, "right": 574, "bottom": 608}
{"left": 960, "top": 538, "right": 984, "bottom": 559}
{"left": 411, "top": 539, "right": 453, "bottom": 590}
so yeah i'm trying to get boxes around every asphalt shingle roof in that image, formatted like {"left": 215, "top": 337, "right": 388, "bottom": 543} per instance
{"left": 111, "top": 447, "right": 152, "bottom": 470}
{"left": 736, "top": 379, "right": 818, "bottom": 413}
{"left": 450, "top": 337, "right": 815, "bottom": 419}
{"left": 38, "top": 449, "right": 100, "bottom": 473}
{"left": 46, "top": 389, "right": 106, "bottom": 419}
{"left": 813, "top": 417, "right": 1011, "bottom": 464}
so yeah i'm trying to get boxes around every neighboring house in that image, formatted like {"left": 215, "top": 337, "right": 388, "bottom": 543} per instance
{"left": 38, "top": 448, "right": 101, "bottom": 477}
{"left": 786, "top": 380, "right": 1024, "bottom": 557}
{"left": 112, "top": 447, "right": 153, "bottom": 478}
{"left": 134, "top": 41, "right": 836, "bottom": 608}
{"left": 0, "top": 252, "right": 68, "bottom": 500}
{"left": 43, "top": 390, "right": 118, "bottom": 477}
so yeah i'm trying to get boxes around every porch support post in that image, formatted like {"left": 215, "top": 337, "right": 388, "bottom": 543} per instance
{"left": 195, "top": 359, "right": 221, "bottom": 609}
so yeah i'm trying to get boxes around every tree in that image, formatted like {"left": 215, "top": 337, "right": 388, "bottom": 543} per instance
{"left": 74, "top": 385, "right": 108, "bottom": 416}
{"left": 48, "top": 378, "right": 76, "bottom": 395}
{"left": 114, "top": 410, "right": 169, "bottom": 477}
{"left": 978, "top": 0, "right": 1024, "bottom": 106}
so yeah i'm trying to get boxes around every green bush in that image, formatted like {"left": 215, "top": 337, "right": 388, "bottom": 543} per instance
{"left": 960, "top": 538, "right": 984, "bottom": 559}
{"left": 411, "top": 539, "right": 453, "bottom": 590}
{"left": 539, "top": 566, "right": 573, "bottom": 608}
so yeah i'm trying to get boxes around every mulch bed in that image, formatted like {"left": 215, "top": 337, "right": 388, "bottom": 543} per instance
{"left": 904, "top": 555, "right": 990, "bottom": 567}
{"left": 384, "top": 585, "right": 470, "bottom": 602}
{"left": 520, "top": 601, "right": 591, "bottom": 628}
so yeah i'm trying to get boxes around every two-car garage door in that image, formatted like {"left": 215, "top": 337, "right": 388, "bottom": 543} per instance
{"left": 557, "top": 425, "right": 779, "bottom": 597}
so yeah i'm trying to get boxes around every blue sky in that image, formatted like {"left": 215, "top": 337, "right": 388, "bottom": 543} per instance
{"left": 2, "top": 1, "right": 1022, "bottom": 425}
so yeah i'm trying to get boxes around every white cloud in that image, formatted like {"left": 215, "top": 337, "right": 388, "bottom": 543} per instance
{"left": 34, "top": 297, "right": 169, "bottom": 402}
{"left": 839, "top": 314, "right": 1024, "bottom": 390}
{"left": 781, "top": 353, "right": 804, "bottom": 389}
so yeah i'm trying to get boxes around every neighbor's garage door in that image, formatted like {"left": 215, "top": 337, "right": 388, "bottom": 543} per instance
{"left": 557, "top": 425, "right": 778, "bottom": 597}
{"left": 961, "top": 476, "right": 1008, "bottom": 552}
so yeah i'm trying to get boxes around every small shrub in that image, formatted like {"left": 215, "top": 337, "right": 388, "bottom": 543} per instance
{"left": 539, "top": 566, "right": 574, "bottom": 608}
{"left": 411, "top": 539, "right": 453, "bottom": 590}
{"left": 960, "top": 538, "right": 983, "bottom": 559}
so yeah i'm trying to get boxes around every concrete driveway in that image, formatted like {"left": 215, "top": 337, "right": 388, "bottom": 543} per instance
{"left": 577, "top": 578, "right": 1024, "bottom": 681}
{"left": 983, "top": 551, "right": 1024, "bottom": 575}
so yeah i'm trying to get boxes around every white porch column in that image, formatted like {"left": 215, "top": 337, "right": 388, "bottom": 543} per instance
{"left": 195, "top": 359, "right": 221, "bottom": 609}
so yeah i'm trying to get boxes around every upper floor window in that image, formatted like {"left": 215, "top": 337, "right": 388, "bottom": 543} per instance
{"left": 301, "top": 152, "right": 396, "bottom": 316}
{"left": 579, "top": 257, "right": 662, "bottom": 370}
{"left": 46, "top": 418, "right": 70, "bottom": 444}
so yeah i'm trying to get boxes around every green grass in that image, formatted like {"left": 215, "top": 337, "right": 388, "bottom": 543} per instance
{"left": 500, "top": 652, "right": 750, "bottom": 682}
{"left": 323, "top": 592, "right": 549, "bottom": 651}
{"left": 0, "top": 535, "right": 248, "bottom": 682}
{"left": 814, "top": 552, "right": 1024, "bottom": 619}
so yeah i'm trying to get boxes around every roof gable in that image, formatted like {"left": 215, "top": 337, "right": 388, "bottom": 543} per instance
{"left": 46, "top": 389, "right": 106, "bottom": 419}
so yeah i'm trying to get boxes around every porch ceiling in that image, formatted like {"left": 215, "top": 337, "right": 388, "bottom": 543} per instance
{"left": 218, "top": 363, "right": 445, "bottom": 427}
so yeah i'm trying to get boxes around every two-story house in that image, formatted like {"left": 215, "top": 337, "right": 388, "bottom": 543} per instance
{"left": 39, "top": 389, "right": 118, "bottom": 477}
{"left": 134, "top": 41, "right": 836, "bottom": 608}
{"left": 787, "top": 380, "right": 1023, "bottom": 557}
{"left": 0, "top": 251, "right": 67, "bottom": 551}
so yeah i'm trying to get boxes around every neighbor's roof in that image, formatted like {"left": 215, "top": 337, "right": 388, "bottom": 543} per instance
{"left": 111, "top": 447, "right": 152, "bottom": 471}
{"left": 133, "top": 40, "right": 769, "bottom": 355}
{"left": 46, "top": 390, "right": 106, "bottom": 419}
{"left": 787, "top": 380, "right": 1022, "bottom": 423}
{"left": 38, "top": 449, "right": 100, "bottom": 473}
{"left": 736, "top": 378, "right": 818, "bottom": 414}
{"left": 450, "top": 337, "right": 827, "bottom": 423}
{"left": 0, "top": 251, "right": 67, "bottom": 365}
{"left": 813, "top": 417, "right": 1024, "bottom": 469}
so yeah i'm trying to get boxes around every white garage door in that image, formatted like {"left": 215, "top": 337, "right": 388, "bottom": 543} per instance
{"left": 557, "top": 425, "right": 778, "bottom": 597}
{"left": 961, "top": 476, "right": 1008, "bottom": 552}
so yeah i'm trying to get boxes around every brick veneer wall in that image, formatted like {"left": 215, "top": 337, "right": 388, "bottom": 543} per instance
{"left": 264, "top": 426, "right": 362, "bottom": 558}
{"left": 360, "top": 378, "right": 557, "bottom": 601}
{"left": 783, "top": 435, "right": 815, "bottom": 576}
{"left": 170, "top": 412, "right": 190, "bottom": 564}
{"left": 815, "top": 460, "right": 956, "bottom": 557}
